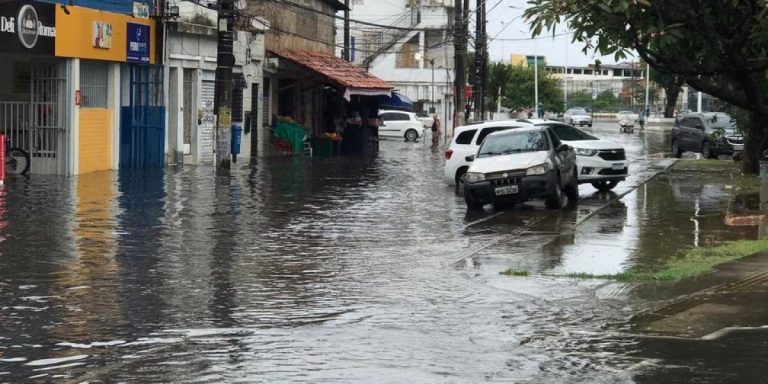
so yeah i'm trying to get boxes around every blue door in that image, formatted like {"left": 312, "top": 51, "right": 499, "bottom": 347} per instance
{"left": 120, "top": 64, "right": 165, "bottom": 169}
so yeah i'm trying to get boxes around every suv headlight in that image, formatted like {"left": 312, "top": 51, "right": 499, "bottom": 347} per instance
{"left": 526, "top": 163, "right": 551, "bottom": 176}
{"left": 575, "top": 148, "right": 598, "bottom": 157}
{"left": 465, "top": 172, "right": 485, "bottom": 183}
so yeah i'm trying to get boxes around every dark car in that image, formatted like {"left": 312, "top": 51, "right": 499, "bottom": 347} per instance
{"left": 671, "top": 112, "right": 743, "bottom": 158}
{"left": 463, "top": 126, "right": 579, "bottom": 210}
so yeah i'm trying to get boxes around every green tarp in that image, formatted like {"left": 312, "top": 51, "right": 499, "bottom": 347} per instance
{"left": 274, "top": 122, "right": 307, "bottom": 153}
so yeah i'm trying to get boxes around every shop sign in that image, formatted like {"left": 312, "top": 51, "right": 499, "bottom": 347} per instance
{"left": 0, "top": 1, "right": 55, "bottom": 54}
{"left": 92, "top": 22, "right": 112, "bottom": 49}
{"left": 126, "top": 22, "right": 149, "bottom": 63}
{"left": 133, "top": 2, "right": 149, "bottom": 19}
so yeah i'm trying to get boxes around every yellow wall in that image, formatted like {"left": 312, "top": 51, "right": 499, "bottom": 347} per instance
{"left": 79, "top": 109, "right": 113, "bottom": 174}
{"left": 55, "top": 6, "right": 156, "bottom": 64}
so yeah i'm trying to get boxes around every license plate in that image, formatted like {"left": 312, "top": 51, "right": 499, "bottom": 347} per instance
{"left": 733, "top": 144, "right": 744, "bottom": 151}
{"left": 495, "top": 185, "right": 518, "bottom": 196}
{"left": 612, "top": 163, "right": 624, "bottom": 170}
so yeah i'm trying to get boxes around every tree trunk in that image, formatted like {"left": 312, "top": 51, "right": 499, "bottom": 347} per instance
{"left": 664, "top": 86, "right": 680, "bottom": 118}
{"left": 742, "top": 110, "right": 768, "bottom": 175}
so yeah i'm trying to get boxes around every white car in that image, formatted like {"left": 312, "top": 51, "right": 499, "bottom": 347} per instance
{"left": 519, "top": 119, "right": 628, "bottom": 191}
{"left": 378, "top": 110, "right": 425, "bottom": 141}
{"left": 415, "top": 112, "right": 434, "bottom": 129}
{"left": 444, "top": 120, "right": 533, "bottom": 194}
{"left": 563, "top": 108, "right": 593, "bottom": 127}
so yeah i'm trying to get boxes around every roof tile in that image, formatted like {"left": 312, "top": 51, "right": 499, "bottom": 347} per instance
{"left": 270, "top": 49, "right": 392, "bottom": 90}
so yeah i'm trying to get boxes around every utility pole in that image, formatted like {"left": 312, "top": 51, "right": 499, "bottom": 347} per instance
{"left": 214, "top": 0, "right": 235, "bottom": 171}
{"left": 473, "top": 0, "right": 482, "bottom": 121}
{"left": 480, "top": 0, "right": 487, "bottom": 120}
{"left": 453, "top": 0, "right": 465, "bottom": 127}
{"left": 462, "top": 0, "right": 469, "bottom": 122}
{"left": 343, "top": 0, "right": 350, "bottom": 61}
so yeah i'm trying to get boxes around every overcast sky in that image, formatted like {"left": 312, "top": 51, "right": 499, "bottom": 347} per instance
{"left": 485, "top": 1, "right": 632, "bottom": 67}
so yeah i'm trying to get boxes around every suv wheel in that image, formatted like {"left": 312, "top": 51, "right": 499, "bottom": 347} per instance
{"left": 545, "top": 177, "right": 565, "bottom": 209}
{"left": 455, "top": 170, "right": 467, "bottom": 196}
{"left": 465, "top": 192, "right": 483, "bottom": 210}
{"left": 671, "top": 140, "right": 682, "bottom": 158}
{"left": 591, "top": 180, "right": 618, "bottom": 192}
{"left": 564, "top": 168, "right": 579, "bottom": 204}
{"left": 702, "top": 141, "right": 714, "bottom": 159}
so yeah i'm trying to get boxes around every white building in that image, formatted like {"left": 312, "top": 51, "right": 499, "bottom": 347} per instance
{"left": 163, "top": 1, "right": 267, "bottom": 165}
{"left": 342, "top": 0, "right": 455, "bottom": 130}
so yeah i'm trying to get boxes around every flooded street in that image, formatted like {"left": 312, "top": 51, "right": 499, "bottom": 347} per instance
{"left": 0, "top": 123, "right": 765, "bottom": 383}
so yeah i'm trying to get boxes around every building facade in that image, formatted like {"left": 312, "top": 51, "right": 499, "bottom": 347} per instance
{"left": 344, "top": 0, "right": 455, "bottom": 130}
{"left": 163, "top": 1, "right": 267, "bottom": 164}
{"left": 0, "top": 0, "right": 161, "bottom": 175}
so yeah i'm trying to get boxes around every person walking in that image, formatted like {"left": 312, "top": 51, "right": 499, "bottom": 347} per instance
{"left": 431, "top": 115, "right": 441, "bottom": 147}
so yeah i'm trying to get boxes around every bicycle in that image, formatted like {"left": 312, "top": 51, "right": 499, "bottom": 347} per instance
{"left": 4, "top": 136, "right": 30, "bottom": 175}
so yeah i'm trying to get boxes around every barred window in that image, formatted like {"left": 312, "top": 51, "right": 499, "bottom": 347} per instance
{"left": 80, "top": 60, "right": 108, "bottom": 108}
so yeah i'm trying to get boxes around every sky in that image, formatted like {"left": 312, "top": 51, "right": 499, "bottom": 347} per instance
{"left": 485, "top": 0, "right": 631, "bottom": 67}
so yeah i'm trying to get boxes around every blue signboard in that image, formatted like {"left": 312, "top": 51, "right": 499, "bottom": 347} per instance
{"left": 126, "top": 22, "right": 149, "bottom": 63}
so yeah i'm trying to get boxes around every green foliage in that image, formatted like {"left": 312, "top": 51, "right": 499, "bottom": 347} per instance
{"left": 486, "top": 62, "right": 564, "bottom": 114}
{"left": 592, "top": 90, "right": 617, "bottom": 112}
{"left": 568, "top": 90, "right": 592, "bottom": 110}
{"left": 523, "top": 0, "right": 768, "bottom": 173}
{"left": 500, "top": 269, "right": 530, "bottom": 277}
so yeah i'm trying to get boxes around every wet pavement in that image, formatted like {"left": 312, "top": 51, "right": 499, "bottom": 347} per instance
{"left": 0, "top": 123, "right": 766, "bottom": 383}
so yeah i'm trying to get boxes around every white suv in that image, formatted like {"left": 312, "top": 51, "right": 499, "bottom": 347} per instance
{"left": 519, "top": 119, "right": 629, "bottom": 191}
{"left": 563, "top": 108, "right": 593, "bottom": 127}
{"left": 444, "top": 120, "right": 533, "bottom": 194}
{"left": 378, "top": 110, "right": 425, "bottom": 141}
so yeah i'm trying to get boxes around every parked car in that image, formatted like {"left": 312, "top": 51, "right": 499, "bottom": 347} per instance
{"left": 415, "top": 111, "right": 434, "bottom": 129}
{"left": 563, "top": 107, "right": 593, "bottom": 127}
{"left": 463, "top": 126, "right": 579, "bottom": 209}
{"left": 444, "top": 120, "right": 533, "bottom": 195}
{"left": 378, "top": 110, "right": 425, "bottom": 141}
{"left": 671, "top": 112, "right": 743, "bottom": 158}
{"left": 518, "top": 119, "right": 629, "bottom": 191}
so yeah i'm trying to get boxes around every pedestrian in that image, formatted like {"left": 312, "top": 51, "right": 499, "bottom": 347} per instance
{"left": 527, "top": 106, "right": 533, "bottom": 119}
{"left": 638, "top": 111, "right": 646, "bottom": 130}
{"left": 431, "top": 114, "right": 441, "bottom": 147}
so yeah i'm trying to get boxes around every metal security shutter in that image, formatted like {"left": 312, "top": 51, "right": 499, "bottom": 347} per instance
{"left": 200, "top": 80, "right": 215, "bottom": 163}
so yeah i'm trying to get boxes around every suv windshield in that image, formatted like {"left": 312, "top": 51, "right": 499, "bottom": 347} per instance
{"left": 478, "top": 131, "right": 549, "bottom": 157}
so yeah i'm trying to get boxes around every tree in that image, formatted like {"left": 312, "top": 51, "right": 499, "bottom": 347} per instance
{"left": 651, "top": 69, "right": 685, "bottom": 118}
{"left": 485, "top": 63, "right": 564, "bottom": 114}
{"left": 525, "top": 0, "right": 768, "bottom": 173}
{"left": 568, "top": 90, "right": 592, "bottom": 110}
{"left": 593, "top": 89, "right": 617, "bottom": 112}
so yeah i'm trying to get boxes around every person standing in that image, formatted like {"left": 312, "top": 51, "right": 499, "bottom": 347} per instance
{"left": 431, "top": 115, "right": 441, "bottom": 147}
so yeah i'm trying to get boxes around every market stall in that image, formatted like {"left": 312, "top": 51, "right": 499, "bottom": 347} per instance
{"left": 267, "top": 49, "right": 393, "bottom": 156}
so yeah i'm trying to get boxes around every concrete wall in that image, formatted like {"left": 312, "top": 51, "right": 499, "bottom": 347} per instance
{"left": 256, "top": 0, "right": 337, "bottom": 54}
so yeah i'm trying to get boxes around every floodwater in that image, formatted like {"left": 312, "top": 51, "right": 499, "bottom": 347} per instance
{"left": 0, "top": 123, "right": 765, "bottom": 383}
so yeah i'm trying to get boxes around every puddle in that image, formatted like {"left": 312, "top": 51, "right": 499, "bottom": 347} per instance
{"left": 542, "top": 174, "right": 759, "bottom": 277}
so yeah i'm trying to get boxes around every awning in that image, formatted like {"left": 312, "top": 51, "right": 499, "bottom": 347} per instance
{"left": 377, "top": 92, "right": 414, "bottom": 112}
{"left": 269, "top": 49, "right": 392, "bottom": 100}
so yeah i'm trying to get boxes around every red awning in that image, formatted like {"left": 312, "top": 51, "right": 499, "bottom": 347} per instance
{"left": 269, "top": 49, "right": 393, "bottom": 96}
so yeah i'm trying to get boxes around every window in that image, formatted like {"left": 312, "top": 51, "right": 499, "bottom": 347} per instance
{"left": 80, "top": 60, "right": 108, "bottom": 108}
{"left": 396, "top": 35, "right": 420, "bottom": 69}
{"left": 476, "top": 127, "right": 515, "bottom": 145}
{"left": 380, "top": 112, "right": 407, "bottom": 121}
{"left": 455, "top": 129, "right": 476, "bottom": 144}
{"left": 478, "top": 131, "right": 549, "bottom": 157}
{"left": 551, "top": 124, "right": 597, "bottom": 141}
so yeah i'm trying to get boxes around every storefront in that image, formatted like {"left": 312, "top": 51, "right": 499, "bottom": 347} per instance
{"left": 266, "top": 49, "right": 393, "bottom": 156}
{"left": 0, "top": 0, "right": 159, "bottom": 175}
{"left": 0, "top": 0, "right": 69, "bottom": 174}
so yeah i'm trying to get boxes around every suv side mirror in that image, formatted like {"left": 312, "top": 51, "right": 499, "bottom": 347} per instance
{"left": 696, "top": 124, "right": 704, "bottom": 131}
{"left": 465, "top": 155, "right": 475, "bottom": 162}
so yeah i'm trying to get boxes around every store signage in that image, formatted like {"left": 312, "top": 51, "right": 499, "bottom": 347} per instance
{"left": 0, "top": 1, "right": 54, "bottom": 54}
{"left": 133, "top": 2, "right": 149, "bottom": 18}
{"left": 93, "top": 21, "right": 112, "bottom": 49}
{"left": 126, "top": 22, "right": 149, "bottom": 63}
